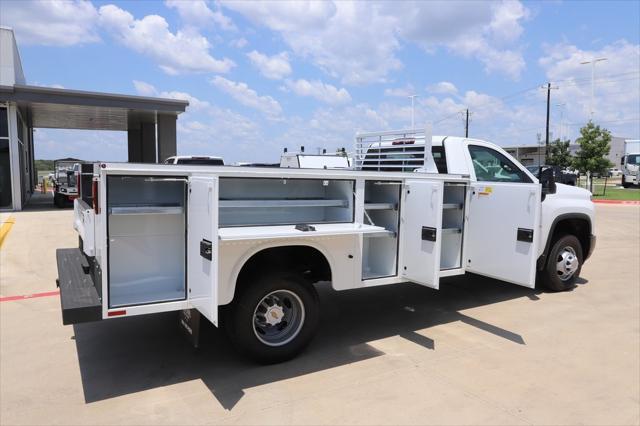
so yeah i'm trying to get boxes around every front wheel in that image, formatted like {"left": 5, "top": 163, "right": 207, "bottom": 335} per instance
{"left": 539, "top": 234, "right": 583, "bottom": 291}
{"left": 224, "top": 272, "right": 320, "bottom": 364}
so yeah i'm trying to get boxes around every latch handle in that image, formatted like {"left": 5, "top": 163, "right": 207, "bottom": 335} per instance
{"left": 200, "top": 239, "right": 213, "bottom": 260}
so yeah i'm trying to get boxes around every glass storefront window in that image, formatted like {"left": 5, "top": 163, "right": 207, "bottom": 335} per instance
{"left": 0, "top": 138, "right": 12, "bottom": 208}
{"left": 0, "top": 107, "right": 8, "bottom": 138}
{"left": 0, "top": 107, "right": 12, "bottom": 208}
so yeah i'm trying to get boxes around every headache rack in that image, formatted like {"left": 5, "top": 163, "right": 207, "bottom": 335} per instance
{"left": 354, "top": 125, "right": 438, "bottom": 173}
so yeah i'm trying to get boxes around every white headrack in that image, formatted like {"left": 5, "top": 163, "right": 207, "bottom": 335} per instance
{"left": 354, "top": 123, "right": 438, "bottom": 173}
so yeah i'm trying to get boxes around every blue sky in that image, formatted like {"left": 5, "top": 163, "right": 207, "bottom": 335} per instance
{"left": 1, "top": 0, "right": 639, "bottom": 163}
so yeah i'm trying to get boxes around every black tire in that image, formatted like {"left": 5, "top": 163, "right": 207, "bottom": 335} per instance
{"left": 622, "top": 176, "right": 631, "bottom": 188}
{"left": 53, "top": 193, "right": 63, "bottom": 208}
{"left": 540, "top": 234, "right": 583, "bottom": 292}
{"left": 224, "top": 272, "right": 320, "bottom": 364}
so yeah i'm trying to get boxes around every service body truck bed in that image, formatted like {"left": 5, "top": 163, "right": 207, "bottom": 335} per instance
{"left": 57, "top": 128, "right": 595, "bottom": 363}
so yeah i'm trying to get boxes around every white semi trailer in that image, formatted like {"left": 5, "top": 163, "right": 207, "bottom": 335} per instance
{"left": 621, "top": 139, "right": 640, "bottom": 188}
{"left": 58, "top": 128, "right": 595, "bottom": 363}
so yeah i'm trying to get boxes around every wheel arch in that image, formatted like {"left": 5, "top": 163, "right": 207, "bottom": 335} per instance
{"left": 537, "top": 213, "right": 593, "bottom": 270}
{"left": 224, "top": 242, "right": 334, "bottom": 305}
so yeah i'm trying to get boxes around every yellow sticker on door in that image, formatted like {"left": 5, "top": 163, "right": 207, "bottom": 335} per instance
{"left": 479, "top": 186, "right": 492, "bottom": 196}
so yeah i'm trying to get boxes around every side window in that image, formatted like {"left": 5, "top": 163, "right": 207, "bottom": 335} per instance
{"left": 431, "top": 146, "right": 448, "bottom": 173}
{"left": 468, "top": 145, "right": 531, "bottom": 183}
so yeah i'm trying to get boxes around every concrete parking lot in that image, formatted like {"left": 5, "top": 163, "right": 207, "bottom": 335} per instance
{"left": 1, "top": 204, "right": 639, "bottom": 425}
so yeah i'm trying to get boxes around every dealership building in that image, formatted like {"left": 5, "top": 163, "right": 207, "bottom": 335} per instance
{"left": 504, "top": 137, "right": 627, "bottom": 167}
{"left": 0, "top": 27, "right": 188, "bottom": 211}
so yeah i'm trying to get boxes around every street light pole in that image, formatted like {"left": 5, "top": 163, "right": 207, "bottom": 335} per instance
{"left": 408, "top": 95, "right": 419, "bottom": 130}
{"left": 556, "top": 103, "right": 566, "bottom": 141}
{"left": 580, "top": 57, "right": 607, "bottom": 121}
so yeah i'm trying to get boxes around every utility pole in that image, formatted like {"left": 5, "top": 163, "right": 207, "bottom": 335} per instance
{"left": 543, "top": 82, "right": 559, "bottom": 160}
{"left": 556, "top": 103, "right": 566, "bottom": 141}
{"left": 465, "top": 108, "right": 470, "bottom": 137}
{"left": 580, "top": 57, "right": 607, "bottom": 120}
{"left": 408, "top": 95, "right": 419, "bottom": 130}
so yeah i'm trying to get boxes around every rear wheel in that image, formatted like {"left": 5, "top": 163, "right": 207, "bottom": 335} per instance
{"left": 540, "top": 234, "right": 583, "bottom": 291}
{"left": 224, "top": 272, "right": 319, "bottom": 364}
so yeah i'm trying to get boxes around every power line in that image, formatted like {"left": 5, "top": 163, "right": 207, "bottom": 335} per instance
{"left": 551, "top": 70, "right": 640, "bottom": 84}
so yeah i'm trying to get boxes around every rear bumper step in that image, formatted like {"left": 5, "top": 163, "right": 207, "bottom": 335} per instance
{"left": 56, "top": 248, "right": 102, "bottom": 325}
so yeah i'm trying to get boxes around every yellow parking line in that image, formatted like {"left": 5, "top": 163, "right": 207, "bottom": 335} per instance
{"left": 0, "top": 215, "right": 15, "bottom": 249}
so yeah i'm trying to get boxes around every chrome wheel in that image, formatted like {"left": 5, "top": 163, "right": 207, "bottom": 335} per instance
{"left": 556, "top": 246, "right": 579, "bottom": 281}
{"left": 252, "top": 289, "right": 305, "bottom": 347}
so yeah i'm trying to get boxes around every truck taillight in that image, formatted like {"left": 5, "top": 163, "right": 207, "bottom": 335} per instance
{"left": 92, "top": 180, "right": 100, "bottom": 214}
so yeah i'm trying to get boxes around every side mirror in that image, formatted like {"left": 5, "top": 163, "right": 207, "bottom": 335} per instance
{"left": 540, "top": 167, "right": 557, "bottom": 196}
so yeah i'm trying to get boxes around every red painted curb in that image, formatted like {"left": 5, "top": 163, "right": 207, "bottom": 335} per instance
{"left": 0, "top": 290, "right": 60, "bottom": 302}
{"left": 593, "top": 199, "right": 640, "bottom": 205}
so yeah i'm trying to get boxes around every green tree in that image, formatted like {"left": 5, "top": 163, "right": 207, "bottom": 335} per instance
{"left": 573, "top": 121, "right": 612, "bottom": 175}
{"left": 547, "top": 138, "right": 573, "bottom": 168}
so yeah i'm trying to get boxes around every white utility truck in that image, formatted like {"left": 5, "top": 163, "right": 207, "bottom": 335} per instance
{"left": 52, "top": 158, "right": 81, "bottom": 207}
{"left": 280, "top": 147, "right": 351, "bottom": 169}
{"left": 621, "top": 139, "right": 640, "bottom": 188}
{"left": 58, "top": 128, "right": 595, "bottom": 363}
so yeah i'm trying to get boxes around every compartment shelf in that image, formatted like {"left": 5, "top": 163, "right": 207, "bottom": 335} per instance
{"left": 219, "top": 199, "right": 347, "bottom": 208}
{"left": 443, "top": 203, "right": 463, "bottom": 210}
{"left": 109, "top": 205, "right": 183, "bottom": 215}
{"left": 364, "top": 202, "right": 397, "bottom": 210}
{"left": 442, "top": 227, "right": 462, "bottom": 234}
{"left": 219, "top": 223, "right": 388, "bottom": 241}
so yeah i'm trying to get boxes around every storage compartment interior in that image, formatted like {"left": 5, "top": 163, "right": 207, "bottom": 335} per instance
{"left": 219, "top": 178, "right": 354, "bottom": 227}
{"left": 440, "top": 183, "right": 466, "bottom": 270}
{"left": 362, "top": 180, "right": 400, "bottom": 279}
{"left": 107, "top": 176, "right": 186, "bottom": 307}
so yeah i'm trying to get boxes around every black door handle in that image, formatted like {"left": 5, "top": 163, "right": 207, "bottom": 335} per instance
{"left": 422, "top": 226, "right": 437, "bottom": 242}
{"left": 200, "top": 239, "right": 212, "bottom": 260}
{"left": 517, "top": 228, "right": 534, "bottom": 243}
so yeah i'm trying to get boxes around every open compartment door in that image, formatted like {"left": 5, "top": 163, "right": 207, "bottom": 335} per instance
{"left": 465, "top": 182, "right": 541, "bottom": 288}
{"left": 187, "top": 176, "right": 219, "bottom": 325}
{"left": 400, "top": 180, "right": 444, "bottom": 289}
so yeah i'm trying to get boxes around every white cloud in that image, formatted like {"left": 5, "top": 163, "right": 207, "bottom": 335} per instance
{"left": 384, "top": 84, "right": 416, "bottom": 98}
{"left": 165, "top": 0, "right": 236, "bottom": 31}
{"left": 133, "top": 80, "right": 212, "bottom": 111}
{"left": 99, "top": 4, "right": 235, "bottom": 75}
{"left": 222, "top": 1, "right": 529, "bottom": 83}
{"left": 0, "top": 0, "right": 99, "bottom": 46}
{"left": 539, "top": 40, "right": 640, "bottom": 137}
{"left": 210, "top": 76, "right": 282, "bottom": 118}
{"left": 278, "top": 104, "right": 388, "bottom": 152}
{"left": 131, "top": 81, "right": 266, "bottom": 162}
{"left": 246, "top": 51, "right": 292, "bottom": 80}
{"left": 230, "top": 37, "right": 248, "bottom": 48}
{"left": 222, "top": 1, "right": 401, "bottom": 85}
{"left": 285, "top": 79, "right": 351, "bottom": 104}
{"left": 389, "top": 1, "right": 529, "bottom": 80}
{"left": 427, "top": 81, "right": 458, "bottom": 95}
{"left": 132, "top": 80, "right": 157, "bottom": 97}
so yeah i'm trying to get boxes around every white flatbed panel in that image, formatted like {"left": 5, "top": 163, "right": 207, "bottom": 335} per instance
{"left": 97, "top": 162, "right": 469, "bottom": 184}
{"left": 187, "top": 176, "right": 219, "bottom": 325}
{"left": 465, "top": 182, "right": 541, "bottom": 288}
{"left": 399, "top": 180, "right": 444, "bottom": 289}
{"left": 219, "top": 223, "right": 389, "bottom": 241}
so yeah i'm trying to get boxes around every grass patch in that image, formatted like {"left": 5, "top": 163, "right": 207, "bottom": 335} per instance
{"left": 591, "top": 187, "right": 640, "bottom": 201}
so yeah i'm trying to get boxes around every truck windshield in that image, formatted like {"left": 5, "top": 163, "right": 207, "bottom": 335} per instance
{"left": 628, "top": 154, "right": 639, "bottom": 165}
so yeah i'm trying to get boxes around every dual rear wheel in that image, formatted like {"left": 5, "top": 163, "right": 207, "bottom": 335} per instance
{"left": 222, "top": 272, "right": 319, "bottom": 364}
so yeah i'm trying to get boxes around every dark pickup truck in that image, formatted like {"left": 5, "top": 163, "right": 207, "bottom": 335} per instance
{"left": 526, "top": 165, "right": 577, "bottom": 186}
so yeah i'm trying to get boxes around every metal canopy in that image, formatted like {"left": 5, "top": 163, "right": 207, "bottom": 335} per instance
{"left": 0, "top": 84, "right": 188, "bottom": 130}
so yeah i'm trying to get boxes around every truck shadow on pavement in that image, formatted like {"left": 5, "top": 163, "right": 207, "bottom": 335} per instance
{"left": 72, "top": 274, "right": 573, "bottom": 410}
